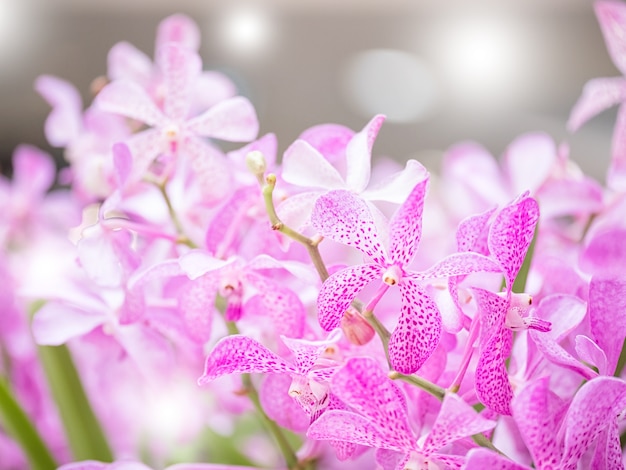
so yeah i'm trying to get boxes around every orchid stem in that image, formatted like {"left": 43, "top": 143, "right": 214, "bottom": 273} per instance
{"left": 155, "top": 180, "right": 197, "bottom": 249}
{"left": 389, "top": 371, "right": 446, "bottom": 401}
{"left": 0, "top": 378, "right": 58, "bottom": 470}
{"left": 262, "top": 173, "right": 329, "bottom": 282}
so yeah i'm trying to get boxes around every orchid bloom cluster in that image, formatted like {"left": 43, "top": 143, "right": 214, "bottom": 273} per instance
{"left": 2, "top": 4, "right": 626, "bottom": 470}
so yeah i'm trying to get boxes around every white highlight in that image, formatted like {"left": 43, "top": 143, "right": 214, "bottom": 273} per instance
{"left": 219, "top": 5, "right": 274, "bottom": 57}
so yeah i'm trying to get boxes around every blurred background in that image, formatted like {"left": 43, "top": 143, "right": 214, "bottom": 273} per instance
{"left": 0, "top": 0, "right": 618, "bottom": 181}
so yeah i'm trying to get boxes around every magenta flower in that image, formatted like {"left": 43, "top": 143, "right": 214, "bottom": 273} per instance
{"left": 307, "top": 357, "right": 495, "bottom": 469}
{"left": 311, "top": 179, "right": 500, "bottom": 374}
{"left": 568, "top": 0, "right": 626, "bottom": 190}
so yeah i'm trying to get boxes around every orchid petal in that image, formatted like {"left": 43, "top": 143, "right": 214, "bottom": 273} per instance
{"left": 276, "top": 191, "right": 322, "bottom": 232}
{"left": 361, "top": 159, "right": 429, "bottom": 204}
{"left": 199, "top": 335, "right": 297, "bottom": 384}
{"left": 185, "top": 136, "right": 233, "bottom": 204}
{"left": 590, "top": 419, "right": 622, "bottom": 470}
{"left": 375, "top": 448, "right": 410, "bottom": 470}
{"left": 456, "top": 207, "right": 495, "bottom": 254}
{"left": 312, "top": 190, "right": 387, "bottom": 264}
{"left": 503, "top": 132, "right": 556, "bottom": 197}
{"left": 96, "top": 80, "right": 166, "bottom": 127}
{"left": 409, "top": 252, "right": 501, "bottom": 282}
{"left": 488, "top": 195, "right": 539, "bottom": 289}
{"left": 609, "top": 103, "right": 626, "bottom": 191}
{"left": 465, "top": 448, "right": 529, "bottom": 470}
{"left": 595, "top": 0, "right": 626, "bottom": 75}
{"left": 473, "top": 287, "right": 509, "bottom": 341}
{"left": 345, "top": 114, "right": 385, "bottom": 192}
{"left": 423, "top": 393, "right": 496, "bottom": 454}
{"left": 388, "top": 178, "right": 428, "bottom": 266}
{"left": 512, "top": 377, "right": 564, "bottom": 470}
{"left": 298, "top": 123, "right": 354, "bottom": 172}
{"left": 575, "top": 335, "right": 609, "bottom": 377}
{"left": 388, "top": 280, "right": 442, "bottom": 374}
{"left": 156, "top": 13, "right": 201, "bottom": 52}
{"left": 561, "top": 376, "right": 626, "bottom": 469}
{"left": 178, "top": 274, "right": 218, "bottom": 343}
{"left": 125, "top": 128, "right": 163, "bottom": 182}
{"left": 34, "top": 75, "right": 83, "bottom": 146}
{"left": 12, "top": 145, "right": 56, "bottom": 198}
{"left": 569, "top": 77, "right": 626, "bottom": 132}
{"left": 281, "top": 139, "right": 346, "bottom": 190}
{"left": 530, "top": 328, "right": 598, "bottom": 381}
{"left": 178, "top": 251, "right": 232, "bottom": 280}
{"left": 194, "top": 71, "right": 238, "bottom": 110}
{"left": 158, "top": 44, "right": 201, "bottom": 121}
{"left": 279, "top": 331, "right": 341, "bottom": 374}
{"left": 331, "top": 357, "right": 416, "bottom": 450}
{"left": 32, "top": 303, "right": 104, "bottom": 346}
{"left": 534, "top": 294, "right": 587, "bottom": 342}
{"left": 260, "top": 373, "right": 309, "bottom": 433}
{"left": 186, "top": 96, "right": 259, "bottom": 142}
{"left": 536, "top": 176, "right": 604, "bottom": 219}
{"left": 476, "top": 327, "right": 514, "bottom": 415}
{"left": 107, "top": 41, "right": 153, "bottom": 82}
{"left": 112, "top": 142, "right": 133, "bottom": 188}
{"left": 317, "top": 263, "right": 383, "bottom": 331}
{"left": 588, "top": 275, "right": 626, "bottom": 375}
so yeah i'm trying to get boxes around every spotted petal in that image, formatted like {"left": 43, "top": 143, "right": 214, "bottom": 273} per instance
{"left": 186, "top": 96, "right": 259, "bottom": 142}
{"left": 317, "top": 263, "right": 383, "bottom": 331}
{"left": 198, "top": 335, "right": 297, "bottom": 384}
{"left": 388, "top": 178, "right": 428, "bottom": 266}
{"left": 388, "top": 279, "right": 442, "bottom": 374}
{"left": 568, "top": 77, "right": 626, "bottom": 132}
{"left": 476, "top": 327, "right": 514, "bottom": 416}
{"left": 155, "top": 13, "right": 201, "bottom": 52}
{"left": 465, "top": 448, "right": 529, "bottom": 470}
{"left": 96, "top": 80, "right": 166, "bottom": 127}
{"left": 158, "top": 44, "right": 201, "bottom": 121}
{"left": 312, "top": 190, "right": 388, "bottom": 264}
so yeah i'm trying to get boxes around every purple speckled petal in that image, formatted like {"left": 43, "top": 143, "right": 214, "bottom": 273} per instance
{"left": 312, "top": 190, "right": 388, "bottom": 264}
{"left": 308, "top": 410, "right": 404, "bottom": 452}
{"left": 260, "top": 373, "right": 310, "bottom": 433}
{"left": 344, "top": 114, "right": 385, "bottom": 192}
{"left": 279, "top": 330, "right": 341, "bottom": 374}
{"left": 580, "top": 229, "right": 626, "bottom": 276}
{"left": 456, "top": 207, "right": 495, "bottom": 253}
{"left": 512, "top": 376, "right": 565, "bottom": 469}
{"left": 423, "top": 393, "right": 496, "bottom": 454}
{"left": 317, "top": 263, "right": 383, "bottom": 331}
{"left": 158, "top": 44, "right": 200, "bottom": 121}
{"left": 588, "top": 276, "right": 626, "bottom": 375}
{"left": 375, "top": 448, "right": 410, "bottom": 470}
{"left": 388, "top": 279, "right": 442, "bottom": 375}
{"left": 388, "top": 178, "right": 428, "bottom": 266}
{"left": 199, "top": 335, "right": 297, "bottom": 384}
{"left": 530, "top": 328, "right": 598, "bottom": 381}
{"left": 596, "top": 0, "right": 626, "bottom": 75}
{"left": 472, "top": 287, "right": 508, "bottom": 342}
{"left": 96, "top": 80, "right": 166, "bottom": 127}
{"left": 575, "top": 335, "right": 609, "bottom": 376}
{"left": 488, "top": 195, "right": 539, "bottom": 289}
{"left": 560, "top": 376, "right": 626, "bottom": 469}
{"left": 476, "top": 327, "right": 513, "bottom": 415}
{"left": 590, "top": 419, "right": 622, "bottom": 470}
{"left": 464, "top": 448, "right": 530, "bottom": 470}
{"left": 244, "top": 273, "right": 306, "bottom": 339}
{"left": 331, "top": 357, "right": 416, "bottom": 450}
{"left": 178, "top": 273, "right": 219, "bottom": 343}
{"left": 408, "top": 252, "right": 501, "bottom": 282}
{"left": 186, "top": 96, "right": 259, "bottom": 142}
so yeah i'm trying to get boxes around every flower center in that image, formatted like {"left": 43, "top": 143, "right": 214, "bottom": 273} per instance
{"left": 382, "top": 264, "right": 403, "bottom": 286}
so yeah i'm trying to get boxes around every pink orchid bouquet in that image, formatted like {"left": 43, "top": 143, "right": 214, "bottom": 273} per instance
{"left": 2, "top": 3, "right": 626, "bottom": 470}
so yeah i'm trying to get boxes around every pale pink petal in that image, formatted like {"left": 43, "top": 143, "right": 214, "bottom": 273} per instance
{"left": 178, "top": 274, "right": 218, "bottom": 343}
{"left": 488, "top": 195, "right": 539, "bottom": 289}
{"left": 361, "top": 159, "right": 430, "bottom": 204}
{"left": 34, "top": 75, "right": 83, "bottom": 146}
{"left": 345, "top": 114, "right": 385, "bottom": 192}
{"left": 244, "top": 273, "right": 306, "bottom": 338}
{"left": 308, "top": 410, "right": 403, "bottom": 451}
{"left": 534, "top": 294, "right": 587, "bottom": 342}
{"left": 298, "top": 122, "right": 354, "bottom": 172}
{"left": 317, "top": 264, "right": 383, "bottom": 331}
{"left": 112, "top": 142, "right": 133, "bottom": 188}
{"left": 388, "top": 280, "right": 442, "bottom": 374}
{"left": 281, "top": 139, "right": 345, "bottom": 190}
{"left": 117, "top": 324, "right": 174, "bottom": 376}
{"left": 247, "top": 255, "right": 318, "bottom": 285}
{"left": 276, "top": 191, "right": 322, "bottom": 232}
{"left": 312, "top": 190, "right": 387, "bottom": 264}
{"left": 568, "top": 77, "right": 626, "bottom": 131}
{"left": 409, "top": 252, "right": 501, "bottom": 282}
{"left": 125, "top": 128, "right": 163, "bottom": 182}
{"left": 198, "top": 335, "right": 297, "bottom": 384}
{"left": 158, "top": 44, "right": 201, "bottom": 121}
{"left": 476, "top": 327, "right": 514, "bottom": 415}
{"left": 227, "top": 132, "right": 277, "bottom": 174}
{"left": 608, "top": 102, "right": 626, "bottom": 191}
{"left": 375, "top": 448, "right": 410, "bottom": 470}
{"left": 156, "top": 13, "right": 200, "bottom": 52}
{"left": 423, "top": 393, "right": 496, "bottom": 454}
{"left": 596, "top": 0, "right": 626, "bottom": 75}
{"left": 388, "top": 178, "right": 428, "bottom": 266}
{"left": 193, "top": 71, "right": 238, "bottom": 110}
{"left": 503, "top": 132, "right": 556, "bottom": 196}
{"left": 588, "top": 276, "right": 626, "bottom": 375}
{"left": 96, "top": 80, "right": 166, "bottom": 127}
{"left": 512, "top": 377, "right": 563, "bottom": 470}
{"left": 260, "top": 373, "right": 310, "bottom": 432}
{"left": 186, "top": 96, "right": 259, "bottom": 142}
{"left": 185, "top": 136, "right": 233, "bottom": 204}
{"left": 11, "top": 145, "right": 56, "bottom": 197}
{"left": 575, "top": 335, "right": 609, "bottom": 376}
{"left": 331, "top": 357, "right": 417, "bottom": 450}
{"left": 561, "top": 376, "right": 626, "bottom": 469}
{"left": 32, "top": 303, "right": 104, "bottom": 345}
{"left": 465, "top": 448, "right": 530, "bottom": 470}
{"left": 107, "top": 41, "right": 153, "bottom": 82}
{"left": 178, "top": 250, "right": 232, "bottom": 280}
{"left": 530, "top": 328, "right": 598, "bottom": 381}
{"left": 57, "top": 462, "right": 109, "bottom": 470}
{"left": 536, "top": 176, "right": 604, "bottom": 219}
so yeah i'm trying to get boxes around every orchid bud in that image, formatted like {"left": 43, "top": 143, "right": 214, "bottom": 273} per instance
{"left": 245, "top": 150, "right": 267, "bottom": 176}
{"left": 341, "top": 306, "right": 375, "bottom": 345}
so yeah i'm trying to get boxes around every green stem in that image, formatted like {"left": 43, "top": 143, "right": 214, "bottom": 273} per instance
{"left": 388, "top": 371, "right": 446, "bottom": 401}
{"left": 615, "top": 337, "right": 626, "bottom": 377}
{"left": 37, "top": 344, "right": 114, "bottom": 462}
{"left": 155, "top": 180, "right": 197, "bottom": 249}
{"left": 0, "top": 378, "right": 58, "bottom": 470}
{"left": 362, "top": 309, "right": 392, "bottom": 365}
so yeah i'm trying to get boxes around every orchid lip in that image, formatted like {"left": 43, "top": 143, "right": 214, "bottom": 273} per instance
{"left": 382, "top": 264, "right": 403, "bottom": 286}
